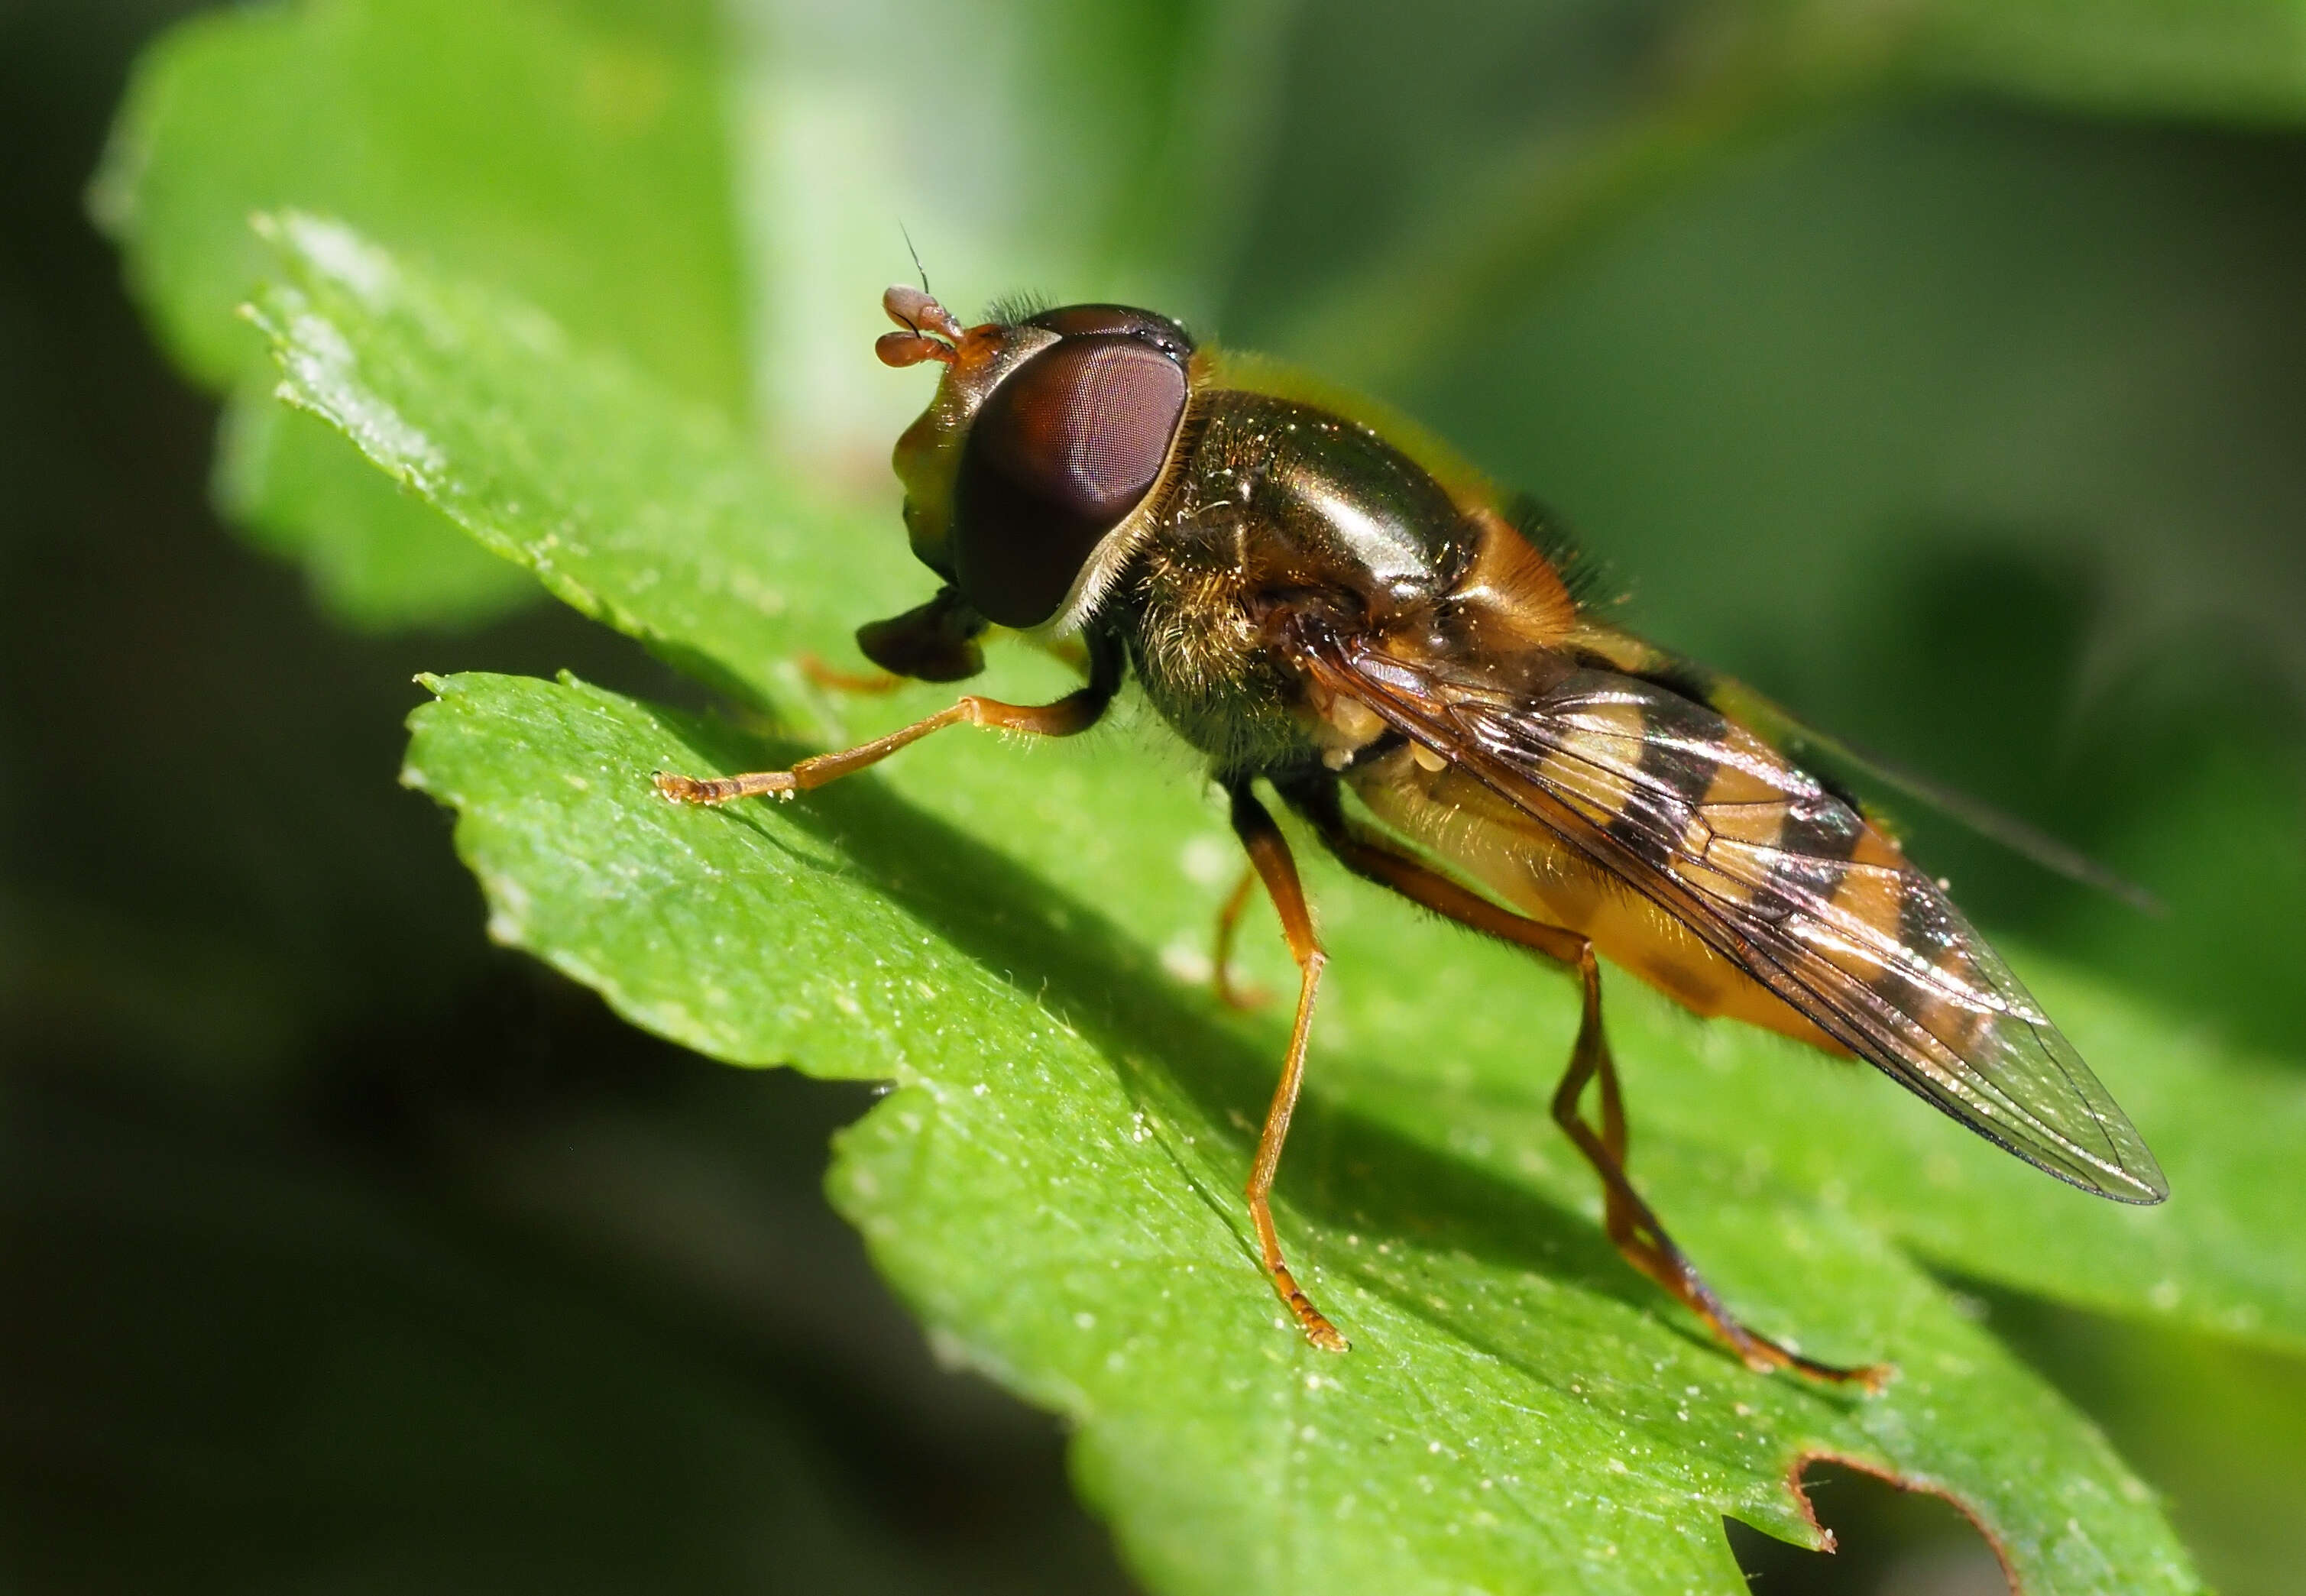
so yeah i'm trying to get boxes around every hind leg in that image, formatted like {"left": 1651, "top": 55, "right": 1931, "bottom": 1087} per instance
{"left": 1307, "top": 806, "right": 1887, "bottom": 1387}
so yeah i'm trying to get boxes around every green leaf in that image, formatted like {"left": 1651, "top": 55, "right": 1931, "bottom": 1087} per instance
{"left": 216, "top": 381, "right": 538, "bottom": 631}
{"left": 241, "top": 213, "right": 899, "bottom": 707}
{"left": 96, "top": 0, "right": 1292, "bottom": 630}
{"left": 405, "top": 666, "right": 2190, "bottom": 1594}
{"left": 96, "top": 0, "right": 743, "bottom": 406}
{"left": 1982, "top": 1290, "right": 2306, "bottom": 1596}
{"left": 243, "top": 213, "right": 2280, "bottom": 1591}
{"left": 95, "top": 0, "right": 746, "bottom": 628}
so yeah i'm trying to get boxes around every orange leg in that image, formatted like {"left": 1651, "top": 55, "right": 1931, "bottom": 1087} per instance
{"left": 1312, "top": 808, "right": 1887, "bottom": 1389}
{"left": 1227, "top": 783, "right": 1349, "bottom": 1352}
{"left": 1547, "top": 958, "right": 1888, "bottom": 1389}
{"left": 797, "top": 652, "right": 908, "bottom": 696}
{"left": 655, "top": 681, "right": 1111, "bottom": 804}
{"left": 1210, "top": 863, "right": 1272, "bottom": 1011}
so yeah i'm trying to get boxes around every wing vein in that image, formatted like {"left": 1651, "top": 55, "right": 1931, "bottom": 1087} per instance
{"left": 1295, "top": 628, "right": 2165, "bottom": 1204}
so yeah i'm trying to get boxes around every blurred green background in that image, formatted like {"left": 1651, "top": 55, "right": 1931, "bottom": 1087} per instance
{"left": 4, "top": 2, "right": 2304, "bottom": 1591}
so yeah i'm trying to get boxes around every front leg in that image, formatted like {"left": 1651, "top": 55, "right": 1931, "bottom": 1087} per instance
{"left": 657, "top": 628, "right": 1118, "bottom": 804}
{"left": 1228, "top": 780, "right": 1349, "bottom": 1353}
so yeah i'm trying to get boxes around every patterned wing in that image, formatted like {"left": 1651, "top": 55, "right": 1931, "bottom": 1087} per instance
{"left": 1572, "top": 623, "right": 2162, "bottom": 911}
{"left": 1307, "top": 636, "right": 2168, "bottom": 1204}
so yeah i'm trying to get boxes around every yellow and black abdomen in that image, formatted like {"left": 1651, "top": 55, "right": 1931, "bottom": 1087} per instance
{"left": 1352, "top": 748, "right": 1848, "bottom": 1053}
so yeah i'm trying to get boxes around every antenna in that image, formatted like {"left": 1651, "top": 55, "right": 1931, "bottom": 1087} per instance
{"left": 899, "top": 222, "right": 931, "bottom": 296}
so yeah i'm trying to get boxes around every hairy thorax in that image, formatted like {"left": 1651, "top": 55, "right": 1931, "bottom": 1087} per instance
{"left": 1112, "top": 391, "right": 1476, "bottom": 780}
{"left": 1121, "top": 503, "right": 1319, "bottom": 780}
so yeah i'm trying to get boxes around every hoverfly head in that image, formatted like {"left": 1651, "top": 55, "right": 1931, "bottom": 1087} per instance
{"left": 882, "top": 291, "right": 1194, "bottom": 630}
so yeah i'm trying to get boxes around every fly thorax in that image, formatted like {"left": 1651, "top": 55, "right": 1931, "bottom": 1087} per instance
{"left": 1119, "top": 514, "right": 1310, "bottom": 772}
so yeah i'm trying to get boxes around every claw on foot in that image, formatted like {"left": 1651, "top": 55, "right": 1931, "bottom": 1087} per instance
{"left": 653, "top": 769, "right": 795, "bottom": 804}
{"left": 1271, "top": 1263, "right": 1350, "bottom": 1352}
{"left": 1734, "top": 1332, "right": 1893, "bottom": 1393}
{"left": 1812, "top": 1359, "right": 1895, "bottom": 1395}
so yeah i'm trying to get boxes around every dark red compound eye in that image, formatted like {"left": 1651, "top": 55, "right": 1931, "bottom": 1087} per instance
{"left": 1025, "top": 303, "right": 1191, "bottom": 355}
{"left": 952, "top": 333, "right": 1190, "bottom": 628}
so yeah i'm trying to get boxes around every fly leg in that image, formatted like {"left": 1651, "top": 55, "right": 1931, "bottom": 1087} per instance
{"left": 1226, "top": 782, "right": 1349, "bottom": 1352}
{"left": 656, "top": 639, "right": 1118, "bottom": 804}
{"left": 1300, "top": 798, "right": 1887, "bottom": 1389}
{"left": 796, "top": 654, "right": 908, "bottom": 695}
{"left": 1210, "top": 863, "right": 1272, "bottom": 1011}
{"left": 1550, "top": 960, "right": 1888, "bottom": 1389}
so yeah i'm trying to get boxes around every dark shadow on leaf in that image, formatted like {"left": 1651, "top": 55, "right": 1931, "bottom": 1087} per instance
{"left": 652, "top": 697, "right": 1881, "bottom": 1411}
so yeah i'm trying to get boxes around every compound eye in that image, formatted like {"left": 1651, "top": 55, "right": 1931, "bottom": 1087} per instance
{"left": 1025, "top": 303, "right": 1193, "bottom": 360}
{"left": 953, "top": 335, "right": 1188, "bottom": 628}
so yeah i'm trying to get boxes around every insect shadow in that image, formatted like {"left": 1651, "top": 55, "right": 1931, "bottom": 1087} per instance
{"left": 659, "top": 702, "right": 1872, "bottom": 1395}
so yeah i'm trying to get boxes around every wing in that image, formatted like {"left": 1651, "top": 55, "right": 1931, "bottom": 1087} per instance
{"left": 1690, "top": 665, "right": 2164, "bottom": 915}
{"left": 1303, "top": 632, "right": 2168, "bottom": 1204}
{"left": 1578, "top": 630, "right": 2162, "bottom": 915}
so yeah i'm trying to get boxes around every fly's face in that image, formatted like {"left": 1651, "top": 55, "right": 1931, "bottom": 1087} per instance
{"left": 876, "top": 287, "right": 1195, "bottom": 631}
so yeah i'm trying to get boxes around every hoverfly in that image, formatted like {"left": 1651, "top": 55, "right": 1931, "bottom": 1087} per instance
{"left": 656, "top": 284, "right": 2168, "bottom": 1383}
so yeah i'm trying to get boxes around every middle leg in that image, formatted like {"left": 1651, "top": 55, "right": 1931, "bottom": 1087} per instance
{"left": 1208, "top": 862, "right": 1271, "bottom": 1012}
